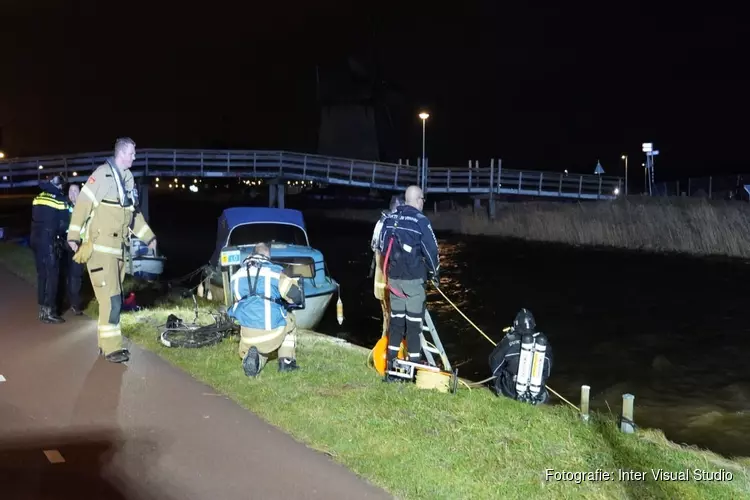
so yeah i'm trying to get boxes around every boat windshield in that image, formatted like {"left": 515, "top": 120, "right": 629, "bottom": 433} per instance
{"left": 228, "top": 223, "right": 308, "bottom": 247}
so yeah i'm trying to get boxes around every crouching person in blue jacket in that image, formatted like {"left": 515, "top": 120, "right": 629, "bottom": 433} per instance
{"left": 227, "top": 242, "right": 304, "bottom": 377}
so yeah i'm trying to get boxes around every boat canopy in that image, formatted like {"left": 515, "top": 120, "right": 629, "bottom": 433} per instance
{"left": 210, "top": 207, "right": 310, "bottom": 266}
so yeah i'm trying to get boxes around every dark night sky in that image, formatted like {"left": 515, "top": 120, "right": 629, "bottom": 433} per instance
{"left": 1, "top": 1, "right": 748, "bottom": 180}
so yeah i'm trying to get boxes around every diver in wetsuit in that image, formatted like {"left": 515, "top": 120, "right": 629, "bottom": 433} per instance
{"left": 488, "top": 308, "right": 553, "bottom": 405}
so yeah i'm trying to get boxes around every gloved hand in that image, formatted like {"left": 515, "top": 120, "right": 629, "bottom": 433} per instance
{"left": 72, "top": 239, "right": 93, "bottom": 264}
{"left": 429, "top": 271, "right": 440, "bottom": 287}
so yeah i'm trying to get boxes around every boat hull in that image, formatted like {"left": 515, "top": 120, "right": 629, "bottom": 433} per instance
{"left": 128, "top": 256, "right": 166, "bottom": 281}
{"left": 127, "top": 238, "right": 166, "bottom": 280}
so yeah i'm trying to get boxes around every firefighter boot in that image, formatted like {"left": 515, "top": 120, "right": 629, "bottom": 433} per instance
{"left": 41, "top": 306, "right": 65, "bottom": 324}
{"left": 105, "top": 349, "right": 130, "bottom": 364}
{"left": 382, "top": 358, "right": 406, "bottom": 383}
{"left": 278, "top": 357, "right": 299, "bottom": 372}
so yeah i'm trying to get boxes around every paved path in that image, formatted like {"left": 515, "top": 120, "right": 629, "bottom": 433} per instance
{"left": 0, "top": 267, "right": 392, "bottom": 500}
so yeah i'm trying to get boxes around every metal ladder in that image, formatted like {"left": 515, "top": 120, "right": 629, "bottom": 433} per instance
{"left": 419, "top": 309, "right": 452, "bottom": 372}
{"left": 386, "top": 308, "right": 454, "bottom": 384}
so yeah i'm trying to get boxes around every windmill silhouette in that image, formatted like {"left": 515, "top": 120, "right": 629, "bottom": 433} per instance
{"left": 315, "top": 18, "right": 403, "bottom": 162}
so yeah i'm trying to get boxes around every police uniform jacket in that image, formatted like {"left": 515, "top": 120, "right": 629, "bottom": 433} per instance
{"left": 31, "top": 181, "right": 69, "bottom": 248}
{"left": 228, "top": 256, "right": 301, "bottom": 331}
{"left": 66, "top": 159, "right": 155, "bottom": 257}
{"left": 378, "top": 205, "right": 439, "bottom": 281}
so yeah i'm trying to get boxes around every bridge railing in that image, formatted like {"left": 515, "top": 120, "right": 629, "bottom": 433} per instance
{"left": 655, "top": 174, "right": 750, "bottom": 200}
{"left": 0, "top": 148, "right": 621, "bottom": 199}
{"left": 0, "top": 149, "right": 421, "bottom": 189}
{"left": 426, "top": 166, "right": 621, "bottom": 198}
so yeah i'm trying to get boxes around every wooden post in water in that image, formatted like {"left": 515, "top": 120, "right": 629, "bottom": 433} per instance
{"left": 489, "top": 159, "right": 496, "bottom": 219}
{"left": 620, "top": 393, "right": 635, "bottom": 434}
{"left": 580, "top": 385, "right": 590, "bottom": 423}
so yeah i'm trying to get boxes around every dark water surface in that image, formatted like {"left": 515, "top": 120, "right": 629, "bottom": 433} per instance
{"left": 5, "top": 191, "right": 750, "bottom": 458}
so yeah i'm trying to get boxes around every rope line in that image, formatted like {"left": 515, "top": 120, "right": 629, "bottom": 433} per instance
{"left": 432, "top": 284, "right": 580, "bottom": 412}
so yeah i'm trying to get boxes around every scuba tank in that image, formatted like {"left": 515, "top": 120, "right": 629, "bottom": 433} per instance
{"left": 515, "top": 333, "right": 535, "bottom": 399}
{"left": 528, "top": 336, "right": 547, "bottom": 401}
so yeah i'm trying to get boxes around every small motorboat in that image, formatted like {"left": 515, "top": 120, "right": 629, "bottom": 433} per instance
{"left": 201, "top": 207, "right": 339, "bottom": 331}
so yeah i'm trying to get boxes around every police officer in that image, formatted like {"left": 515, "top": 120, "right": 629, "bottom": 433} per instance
{"left": 66, "top": 137, "right": 156, "bottom": 363}
{"left": 488, "top": 308, "right": 553, "bottom": 405}
{"left": 379, "top": 185, "right": 439, "bottom": 373}
{"left": 30, "top": 175, "right": 70, "bottom": 324}
{"left": 370, "top": 194, "right": 403, "bottom": 338}
{"left": 62, "top": 183, "right": 84, "bottom": 315}
{"left": 227, "top": 242, "right": 304, "bottom": 377}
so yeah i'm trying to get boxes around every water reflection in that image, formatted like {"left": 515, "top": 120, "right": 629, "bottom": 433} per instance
{"left": 435, "top": 235, "right": 750, "bottom": 458}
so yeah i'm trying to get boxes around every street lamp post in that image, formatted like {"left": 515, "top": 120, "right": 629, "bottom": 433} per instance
{"left": 621, "top": 154, "right": 628, "bottom": 196}
{"left": 418, "top": 112, "right": 430, "bottom": 191}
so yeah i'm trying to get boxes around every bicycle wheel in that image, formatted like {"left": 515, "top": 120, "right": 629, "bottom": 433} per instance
{"left": 159, "top": 325, "right": 225, "bottom": 348}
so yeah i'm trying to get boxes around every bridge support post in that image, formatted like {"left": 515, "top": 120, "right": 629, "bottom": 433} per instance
{"left": 138, "top": 180, "right": 150, "bottom": 223}
{"left": 268, "top": 180, "right": 285, "bottom": 208}
{"left": 277, "top": 183, "right": 285, "bottom": 209}
{"left": 489, "top": 159, "right": 496, "bottom": 219}
{"left": 269, "top": 182, "right": 277, "bottom": 208}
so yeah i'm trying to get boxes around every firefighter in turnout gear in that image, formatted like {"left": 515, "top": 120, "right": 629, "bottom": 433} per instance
{"left": 66, "top": 138, "right": 156, "bottom": 364}
{"left": 378, "top": 185, "right": 439, "bottom": 375}
{"left": 488, "top": 308, "right": 553, "bottom": 405}
{"left": 227, "top": 242, "right": 304, "bottom": 377}
{"left": 370, "top": 194, "right": 403, "bottom": 338}
{"left": 30, "top": 175, "right": 70, "bottom": 324}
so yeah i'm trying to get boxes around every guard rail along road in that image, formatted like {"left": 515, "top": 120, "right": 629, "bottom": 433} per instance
{"left": 0, "top": 149, "right": 622, "bottom": 200}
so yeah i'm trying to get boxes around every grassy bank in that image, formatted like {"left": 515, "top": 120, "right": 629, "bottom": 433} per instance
{"left": 307, "top": 196, "right": 750, "bottom": 259}
{"left": 2, "top": 242, "right": 750, "bottom": 499}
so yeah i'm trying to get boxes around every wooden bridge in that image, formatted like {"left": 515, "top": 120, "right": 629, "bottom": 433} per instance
{"left": 0, "top": 149, "right": 622, "bottom": 202}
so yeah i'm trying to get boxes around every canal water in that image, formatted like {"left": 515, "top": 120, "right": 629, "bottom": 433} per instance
{"left": 4, "top": 190, "right": 750, "bottom": 458}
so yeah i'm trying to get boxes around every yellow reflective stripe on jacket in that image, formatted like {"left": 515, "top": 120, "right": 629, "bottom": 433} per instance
{"left": 32, "top": 197, "right": 67, "bottom": 210}
{"left": 93, "top": 244, "right": 122, "bottom": 256}
{"left": 80, "top": 185, "right": 100, "bottom": 207}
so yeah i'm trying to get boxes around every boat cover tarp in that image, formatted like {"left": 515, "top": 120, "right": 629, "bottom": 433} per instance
{"left": 210, "top": 207, "right": 307, "bottom": 267}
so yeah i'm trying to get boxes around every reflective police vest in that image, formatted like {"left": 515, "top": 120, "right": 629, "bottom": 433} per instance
{"left": 228, "top": 257, "right": 288, "bottom": 331}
